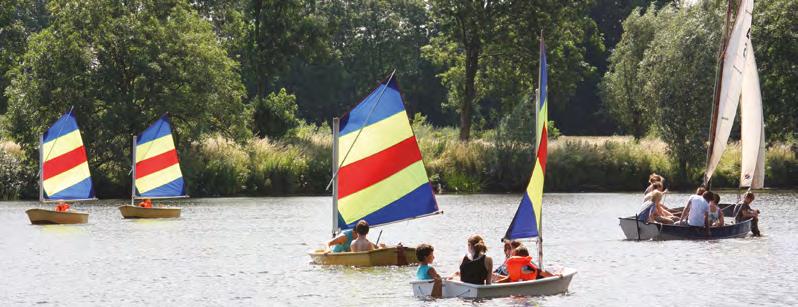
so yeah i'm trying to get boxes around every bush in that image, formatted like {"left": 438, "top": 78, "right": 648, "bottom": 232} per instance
{"left": 182, "top": 137, "right": 250, "bottom": 196}
{"left": 0, "top": 146, "right": 32, "bottom": 200}
{"left": 252, "top": 88, "right": 300, "bottom": 139}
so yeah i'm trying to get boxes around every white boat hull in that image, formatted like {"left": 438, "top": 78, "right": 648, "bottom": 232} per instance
{"left": 411, "top": 268, "right": 576, "bottom": 299}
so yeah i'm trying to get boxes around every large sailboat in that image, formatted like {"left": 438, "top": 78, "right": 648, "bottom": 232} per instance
{"left": 412, "top": 36, "right": 576, "bottom": 299}
{"left": 118, "top": 114, "right": 185, "bottom": 218}
{"left": 26, "top": 109, "right": 95, "bottom": 224}
{"left": 619, "top": 0, "right": 762, "bottom": 240}
{"left": 308, "top": 72, "right": 441, "bottom": 266}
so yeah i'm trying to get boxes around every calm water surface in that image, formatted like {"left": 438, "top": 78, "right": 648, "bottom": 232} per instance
{"left": 1, "top": 192, "right": 797, "bottom": 306}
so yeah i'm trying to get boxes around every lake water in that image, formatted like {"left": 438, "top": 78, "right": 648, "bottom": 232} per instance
{"left": 1, "top": 192, "right": 797, "bottom": 306}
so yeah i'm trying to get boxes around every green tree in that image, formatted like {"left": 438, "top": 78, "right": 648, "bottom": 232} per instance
{"left": 252, "top": 88, "right": 300, "bottom": 139}
{"left": 753, "top": 0, "right": 798, "bottom": 142}
{"left": 601, "top": 5, "right": 666, "bottom": 139}
{"left": 0, "top": 0, "right": 49, "bottom": 115}
{"left": 640, "top": 2, "right": 722, "bottom": 183}
{"left": 3, "top": 0, "right": 249, "bottom": 197}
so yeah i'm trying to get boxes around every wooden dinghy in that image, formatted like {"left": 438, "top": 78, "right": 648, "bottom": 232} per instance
{"left": 308, "top": 246, "right": 417, "bottom": 267}
{"left": 121, "top": 114, "right": 187, "bottom": 219}
{"left": 29, "top": 108, "right": 95, "bottom": 225}
{"left": 619, "top": 203, "right": 751, "bottom": 240}
{"left": 26, "top": 208, "right": 88, "bottom": 225}
{"left": 118, "top": 205, "right": 181, "bottom": 219}
{"left": 411, "top": 268, "right": 577, "bottom": 299}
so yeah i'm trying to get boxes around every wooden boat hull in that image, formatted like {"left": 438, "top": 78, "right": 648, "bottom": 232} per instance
{"left": 118, "top": 205, "right": 181, "bottom": 219}
{"left": 411, "top": 268, "right": 577, "bottom": 299}
{"left": 26, "top": 209, "right": 88, "bottom": 225}
{"left": 308, "top": 246, "right": 418, "bottom": 266}
{"left": 619, "top": 216, "right": 752, "bottom": 240}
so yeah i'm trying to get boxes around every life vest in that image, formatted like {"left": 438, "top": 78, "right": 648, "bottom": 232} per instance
{"left": 55, "top": 203, "right": 70, "bottom": 212}
{"left": 505, "top": 256, "right": 539, "bottom": 282}
{"left": 139, "top": 200, "right": 153, "bottom": 208}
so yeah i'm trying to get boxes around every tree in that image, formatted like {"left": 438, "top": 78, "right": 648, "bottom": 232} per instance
{"left": 601, "top": 5, "right": 665, "bottom": 139}
{"left": 3, "top": 0, "right": 249, "bottom": 197}
{"left": 0, "top": 0, "right": 49, "bottom": 115}
{"left": 252, "top": 88, "right": 300, "bottom": 139}
{"left": 640, "top": 2, "right": 722, "bottom": 183}
{"left": 753, "top": 0, "right": 798, "bottom": 142}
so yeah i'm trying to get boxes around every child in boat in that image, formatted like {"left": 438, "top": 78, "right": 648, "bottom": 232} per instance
{"left": 54, "top": 201, "right": 70, "bottom": 212}
{"left": 648, "top": 191, "right": 677, "bottom": 224}
{"left": 494, "top": 240, "right": 522, "bottom": 280}
{"left": 327, "top": 229, "right": 356, "bottom": 253}
{"left": 644, "top": 173, "right": 664, "bottom": 194}
{"left": 416, "top": 243, "right": 442, "bottom": 298}
{"left": 497, "top": 246, "right": 540, "bottom": 283}
{"left": 350, "top": 220, "right": 379, "bottom": 252}
{"left": 708, "top": 192, "right": 725, "bottom": 227}
{"left": 138, "top": 198, "right": 153, "bottom": 208}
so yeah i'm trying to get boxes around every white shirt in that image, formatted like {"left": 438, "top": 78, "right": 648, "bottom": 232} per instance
{"left": 687, "top": 195, "right": 710, "bottom": 227}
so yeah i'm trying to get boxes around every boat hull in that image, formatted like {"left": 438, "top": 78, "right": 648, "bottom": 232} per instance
{"left": 308, "top": 246, "right": 418, "bottom": 267}
{"left": 118, "top": 205, "right": 181, "bottom": 219}
{"left": 26, "top": 209, "right": 88, "bottom": 225}
{"left": 619, "top": 217, "right": 752, "bottom": 240}
{"left": 411, "top": 268, "right": 577, "bottom": 299}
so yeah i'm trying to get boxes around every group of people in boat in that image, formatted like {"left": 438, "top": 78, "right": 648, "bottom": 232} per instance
{"left": 639, "top": 173, "right": 762, "bottom": 236}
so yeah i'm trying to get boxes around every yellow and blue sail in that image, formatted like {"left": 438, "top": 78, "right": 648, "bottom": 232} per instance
{"left": 41, "top": 110, "right": 95, "bottom": 200}
{"left": 506, "top": 40, "right": 548, "bottom": 240}
{"left": 134, "top": 114, "right": 186, "bottom": 198}
{"left": 336, "top": 77, "right": 439, "bottom": 229}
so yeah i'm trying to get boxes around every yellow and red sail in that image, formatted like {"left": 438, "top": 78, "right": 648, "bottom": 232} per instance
{"left": 335, "top": 77, "right": 439, "bottom": 229}
{"left": 41, "top": 111, "right": 95, "bottom": 200}
{"left": 134, "top": 115, "right": 186, "bottom": 198}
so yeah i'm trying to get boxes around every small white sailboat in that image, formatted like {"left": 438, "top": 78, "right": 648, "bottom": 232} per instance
{"left": 308, "top": 71, "right": 441, "bottom": 266}
{"left": 118, "top": 114, "right": 185, "bottom": 218}
{"left": 412, "top": 36, "right": 576, "bottom": 299}
{"left": 26, "top": 109, "right": 94, "bottom": 224}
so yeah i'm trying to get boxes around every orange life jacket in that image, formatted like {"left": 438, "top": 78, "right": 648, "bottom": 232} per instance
{"left": 505, "top": 256, "right": 539, "bottom": 282}
{"left": 138, "top": 201, "right": 152, "bottom": 208}
{"left": 55, "top": 203, "right": 70, "bottom": 212}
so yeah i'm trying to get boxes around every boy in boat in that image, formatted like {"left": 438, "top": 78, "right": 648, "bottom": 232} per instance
{"left": 494, "top": 240, "right": 523, "bottom": 279}
{"left": 54, "top": 201, "right": 70, "bottom": 212}
{"left": 496, "top": 246, "right": 554, "bottom": 283}
{"left": 415, "top": 243, "right": 442, "bottom": 298}
{"left": 678, "top": 190, "right": 713, "bottom": 227}
{"left": 350, "top": 220, "right": 380, "bottom": 252}
{"left": 138, "top": 198, "right": 153, "bottom": 208}
{"left": 735, "top": 191, "right": 761, "bottom": 236}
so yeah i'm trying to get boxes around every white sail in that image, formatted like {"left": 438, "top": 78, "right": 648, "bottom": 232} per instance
{"left": 706, "top": 0, "right": 754, "bottom": 182}
{"left": 739, "top": 47, "right": 765, "bottom": 189}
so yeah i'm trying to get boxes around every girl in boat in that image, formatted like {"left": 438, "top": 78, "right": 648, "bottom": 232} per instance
{"left": 708, "top": 192, "right": 725, "bottom": 227}
{"left": 327, "top": 229, "right": 356, "bottom": 253}
{"left": 647, "top": 191, "right": 678, "bottom": 224}
{"left": 644, "top": 173, "right": 664, "bottom": 194}
{"left": 454, "top": 235, "right": 493, "bottom": 285}
{"left": 494, "top": 240, "right": 522, "bottom": 279}
{"left": 415, "top": 244, "right": 442, "bottom": 298}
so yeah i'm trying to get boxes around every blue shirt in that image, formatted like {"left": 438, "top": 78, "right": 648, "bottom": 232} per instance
{"left": 417, "top": 264, "right": 432, "bottom": 280}
{"left": 331, "top": 230, "right": 354, "bottom": 253}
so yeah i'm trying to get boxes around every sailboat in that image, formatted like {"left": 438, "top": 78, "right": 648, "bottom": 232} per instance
{"left": 308, "top": 72, "right": 441, "bottom": 266}
{"left": 619, "top": 0, "right": 761, "bottom": 240}
{"left": 412, "top": 36, "right": 576, "bottom": 299}
{"left": 118, "top": 114, "right": 185, "bottom": 218}
{"left": 26, "top": 109, "right": 94, "bottom": 224}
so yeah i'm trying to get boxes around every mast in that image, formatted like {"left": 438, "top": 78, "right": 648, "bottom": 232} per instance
{"left": 38, "top": 135, "right": 43, "bottom": 202}
{"left": 704, "top": 0, "right": 736, "bottom": 187}
{"left": 536, "top": 31, "right": 544, "bottom": 271}
{"left": 130, "top": 135, "right": 137, "bottom": 206}
{"left": 331, "top": 117, "right": 340, "bottom": 238}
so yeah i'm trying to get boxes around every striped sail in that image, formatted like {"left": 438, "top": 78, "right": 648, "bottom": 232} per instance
{"left": 41, "top": 111, "right": 95, "bottom": 201}
{"left": 335, "top": 77, "right": 439, "bottom": 230}
{"left": 134, "top": 115, "right": 186, "bottom": 198}
{"left": 506, "top": 39, "right": 548, "bottom": 240}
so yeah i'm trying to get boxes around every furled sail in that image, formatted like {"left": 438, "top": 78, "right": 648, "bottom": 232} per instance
{"left": 335, "top": 77, "right": 439, "bottom": 230}
{"left": 506, "top": 39, "right": 548, "bottom": 240}
{"left": 41, "top": 110, "right": 95, "bottom": 201}
{"left": 739, "top": 48, "right": 765, "bottom": 189}
{"left": 134, "top": 114, "right": 186, "bottom": 198}
{"left": 705, "top": 0, "right": 754, "bottom": 182}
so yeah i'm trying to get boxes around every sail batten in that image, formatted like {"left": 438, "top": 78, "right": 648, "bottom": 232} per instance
{"left": 41, "top": 111, "right": 95, "bottom": 201}
{"left": 134, "top": 115, "right": 186, "bottom": 198}
{"left": 335, "top": 77, "right": 439, "bottom": 230}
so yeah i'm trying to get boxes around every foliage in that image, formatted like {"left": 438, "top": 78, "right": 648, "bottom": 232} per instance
{"left": 0, "top": 0, "right": 49, "bottom": 115}
{"left": 2, "top": 0, "right": 249, "bottom": 197}
{"left": 252, "top": 88, "right": 300, "bottom": 139}
{"left": 0, "top": 145, "right": 34, "bottom": 200}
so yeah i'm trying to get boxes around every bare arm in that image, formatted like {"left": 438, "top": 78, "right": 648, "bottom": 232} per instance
{"left": 484, "top": 257, "right": 493, "bottom": 285}
{"left": 327, "top": 234, "right": 347, "bottom": 247}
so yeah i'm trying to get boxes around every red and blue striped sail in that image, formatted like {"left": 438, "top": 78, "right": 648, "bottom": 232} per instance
{"left": 134, "top": 115, "right": 186, "bottom": 198}
{"left": 506, "top": 39, "right": 548, "bottom": 240}
{"left": 41, "top": 111, "right": 95, "bottom": 201}
{"left": 336, "top": 77, "right": 439, "bottom": 230}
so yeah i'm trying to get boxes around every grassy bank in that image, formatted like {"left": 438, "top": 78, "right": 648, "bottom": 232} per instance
{"left": 1, "top": 125, "right": 796, "bottom": 199}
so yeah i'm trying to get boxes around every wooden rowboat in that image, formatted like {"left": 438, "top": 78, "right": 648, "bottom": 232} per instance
{"left": 308, "top": 246, "right": 418, "bottom": 267}
{"left": 619, "top": 203, "right": 752, "bottom": 240}
{"left": 118, "top": 205, "right": 181, "bottom": 219}
{"left": 26, "top": 208, "right": 88, "bottom": 225}
{"left": 411, "top": 268, "right": 577, "bottom": 299}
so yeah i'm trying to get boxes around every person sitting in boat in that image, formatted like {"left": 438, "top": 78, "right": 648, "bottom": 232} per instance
{"left": 643, "top": 182, "right": 667, "bottom": 203}
{"left": 54, "top": 201, "right": 70, "bottom": 212}
{"left": 493, "top": 239, "right": 523, "bottom": 279}
{"left": 416, "top": 243, "right": 442, "bottom": 298}
{"left": 455, "top": 235, "right": 493, "bottom": 285}
{"left": 138, "top": 198, "right": 153, "bottom": 208}
{"left": 678, "top": 191, "right": 713, "bottom": 227}
{"left": 496, "top": 246, "right": 548, "bottom": 283}
{"left": 647, "top": 191, "right": 677, "bottom": 224}
{"left": 326, "top": 228, "right": 357, "bottom": 253}
{"left": 350, "top": 220, "right": 382, "bottom": 252}
{"left": 735, "top": 191, "right": 761, "bottom": 236}
{"left": 708, "top": 192, "right": 725, "bottom": 227}
{"left": 643, "top": 173, "right": 664, "bottom": 194}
